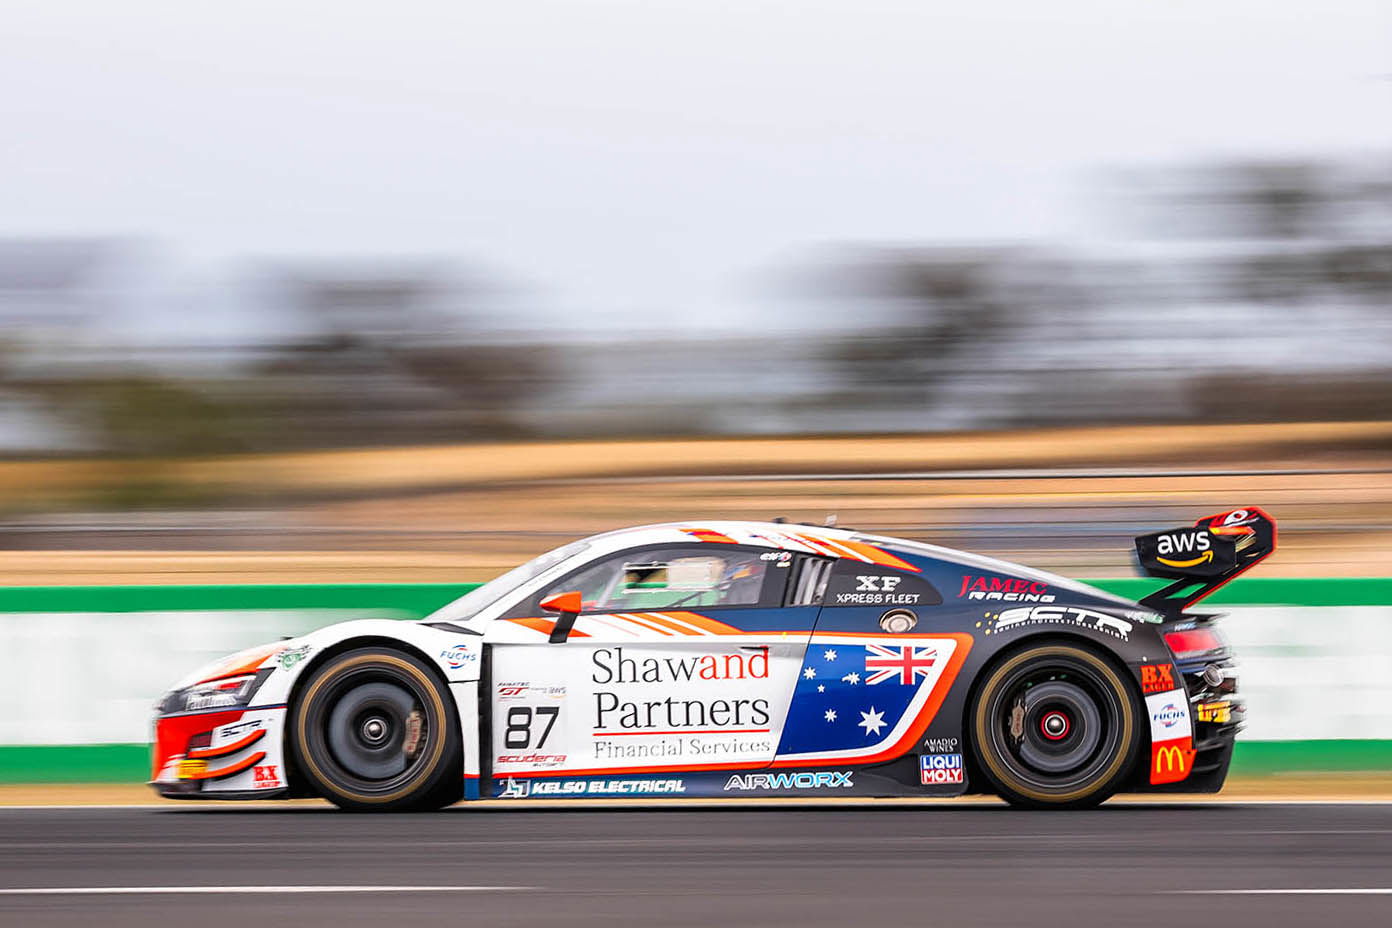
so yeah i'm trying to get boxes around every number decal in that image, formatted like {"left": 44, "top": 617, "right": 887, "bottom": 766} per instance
{"left": 535, "top": 706, "right": 558, "bottom": 747}
{"left": 503, "top": 705, "right": 561, "bottom": 749}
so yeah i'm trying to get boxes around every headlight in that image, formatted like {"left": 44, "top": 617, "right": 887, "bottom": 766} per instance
{"left": 160, "top": 671, "right": 269, "bottom": 714}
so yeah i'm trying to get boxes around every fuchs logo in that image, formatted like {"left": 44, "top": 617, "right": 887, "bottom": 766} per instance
{"left": 959, "top": 575, "right": 1055, "bottom": 603}
{"left": 723, "top": 771, "right": 853, "bottom": 791}
{"left": 1140, "top": 663, "right": 1176, "bottom": 694}
{"left": 440, "top": 644, "right": 478, "bottom": 670}
{"left": 1151, "top": 703, "right": 1185, "bottom": 729}
{"left": 919, "top": 753, "right": 964, "bottom": 785}
{"left": 1155, "top": 530, "right": 1213, "bottom": 568}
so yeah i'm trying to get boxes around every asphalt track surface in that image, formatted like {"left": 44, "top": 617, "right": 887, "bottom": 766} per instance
{"left": 2, "top": 802, "right": 1390, "bottom": 927}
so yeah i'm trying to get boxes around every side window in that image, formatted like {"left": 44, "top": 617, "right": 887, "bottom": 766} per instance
{"left": 519, "top": 545, "right": 790, "bottom": 615}
{"left": 820, "top": 559, "right": 942, "bottom": 608}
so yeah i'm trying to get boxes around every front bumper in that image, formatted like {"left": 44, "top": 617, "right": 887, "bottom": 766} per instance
{"left": 150, "top": 705, "right": 289, "bottom": 799}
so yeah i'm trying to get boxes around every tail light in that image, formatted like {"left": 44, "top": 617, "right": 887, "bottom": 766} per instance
{"left": 1163, "top": 627, "right": 1226, "bottom": 660}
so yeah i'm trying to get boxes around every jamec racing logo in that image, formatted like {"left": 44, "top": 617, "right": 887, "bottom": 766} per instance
{"left": 959, "top": 575, "right": 1055, "bottom": 603}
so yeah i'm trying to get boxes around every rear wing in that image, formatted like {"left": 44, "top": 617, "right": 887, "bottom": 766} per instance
{"left": 1133, "top": 507, "right": 1276, "bottom": 618}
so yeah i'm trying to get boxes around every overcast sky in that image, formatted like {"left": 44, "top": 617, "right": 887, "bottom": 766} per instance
{"left": 3, "top": 0, "right": 1389, "bottom": 335}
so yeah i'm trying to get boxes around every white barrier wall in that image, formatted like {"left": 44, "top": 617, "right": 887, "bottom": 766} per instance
{"left": 0, "top": 610, "right": 398, "bottom": 745}
{"left": 0, "top": 605, "right": 1387, "bottom": 745}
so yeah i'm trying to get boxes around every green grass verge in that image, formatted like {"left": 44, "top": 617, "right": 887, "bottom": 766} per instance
{"left": 0, "top": 577, "right": 1389, "bottom": 616}
{"left": 3, "top": 740, "right": 1389, "bottom": 784}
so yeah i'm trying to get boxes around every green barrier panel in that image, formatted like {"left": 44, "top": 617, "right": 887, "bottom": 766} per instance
{"left": 0, "top": 582, "right": 478, "bottom": 617}
{"left": 1, "top": 744, "right": 151, "bottom": 783}
{"left": 3, "top": 740, "right": 1389, "bottom": 784}
{"left": 0, "top": 577, "right": 1390, "bottom": 615}
{"left": 1088, "top": 577, "right": 1392, "bottom": 607}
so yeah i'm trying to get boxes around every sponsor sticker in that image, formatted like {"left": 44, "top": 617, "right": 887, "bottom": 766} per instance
{"left": 1197, "top": 701, "right": 1232, "bottom": 724}
{"left": 1153, "top": 530, "right": 1214, "bottom": 569}
{"left": 723, "top": 771, "right": 854, "bottom": 791}
{"left": 252, "top": 764, "right": 282, "bottom": 789}
{"left": 1150, "top": 737, "right": 1195, "bottom": 785}
{"left": 959, "top": 575, "right": 1055, "bottom": 603}
{"left": 496, "top": 753, "right": 567, "bottom": 767}
{"left": 277, "top": 645, "right": 310, "bottom": 670}
{"left": 440, "top": 644, "right": 478, "bottom": 670}
{"left": 984, "top": 606, "right": 1133, "bottom": 641}
{"left": 923, "top": 736, "right": 959, "bottom": 753}
{"left": 176, "top": 758, "right": 206, "bottom": 780}
{"left": 529, "top": 779, "right": 686, "bottom": 797}
{"left": 919, "top": 753, "right": 964, "bottom": 785}
{"left": 1145, "top": 690, "right": 1193, "bottom": 741}
{"left": 1140, "top": 663, "right": 1177, "bottom": 695}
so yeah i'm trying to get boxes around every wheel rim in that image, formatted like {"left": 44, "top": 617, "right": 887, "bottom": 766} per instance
{"left": 306, "top": 663, "right": 436, "bottom": 795}
{"left": 985, "top": 655, "right": 1125, "bottom": 794}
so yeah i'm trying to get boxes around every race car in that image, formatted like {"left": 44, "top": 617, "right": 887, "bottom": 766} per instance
{"left": 151, "top": 508, "right": 1274, "bottom": 810}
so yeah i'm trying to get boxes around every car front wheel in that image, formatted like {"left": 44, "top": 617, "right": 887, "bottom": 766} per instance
{"left": 291, "top": 647, "right": 462, "bottom": 811}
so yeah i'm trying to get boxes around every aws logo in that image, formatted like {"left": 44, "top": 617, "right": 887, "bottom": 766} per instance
{"left": 1150, "top": 737, "right": 1195, "bottom": 785}
{"left": 1155, "top": 530, "right": 1213, "bottom": 568}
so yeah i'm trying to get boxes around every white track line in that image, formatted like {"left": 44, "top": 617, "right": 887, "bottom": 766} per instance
{"left": 1173, "top": 889, "right": 1392, "bottom": 895}
{"left": 0, "top": 885, "right": 531, "bottom": 896}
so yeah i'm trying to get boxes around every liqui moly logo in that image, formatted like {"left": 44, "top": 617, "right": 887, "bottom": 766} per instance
{"left": 920, "top": 753, "right": 964, "bottom": 785}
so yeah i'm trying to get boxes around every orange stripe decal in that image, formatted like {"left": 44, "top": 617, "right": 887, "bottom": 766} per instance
{"left": 662, "top": 611, "right": 744, "bottom": 635}
{"left": 633, "top": 613, "right": 704, "bottom": 636}
{"left": 506, "top": 617, "right": 591, "bottom": 638}
{"left": 186, "top": 728, "right": 265, "bottom": 759}
{"left": 682, "top": 528, "right": 739, "bottom": 545}
{"left": 836, "top": 539, "right": 922, "bottom": 572}
{"left": 186, "top": 750, "right": 267, "bottom": 781}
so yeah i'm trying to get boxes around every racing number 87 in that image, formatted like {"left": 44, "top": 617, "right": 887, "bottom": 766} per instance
{"left": 504, "top": 706, "right": 559, "bottom": 748}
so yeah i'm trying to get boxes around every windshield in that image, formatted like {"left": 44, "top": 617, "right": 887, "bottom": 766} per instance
{"left": 423, "top": 539, "right": 591, "bottom": 625}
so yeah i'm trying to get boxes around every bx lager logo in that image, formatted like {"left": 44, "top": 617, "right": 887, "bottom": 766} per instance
{"left": 1140, "top": 663, "right": 1176, "bottom": 694}
{"left": 252, "top": 764, "right": 281, "bottom": 789}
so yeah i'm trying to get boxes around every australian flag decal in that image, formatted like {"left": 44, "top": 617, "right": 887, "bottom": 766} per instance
{"left": 775, "top": 641, "right": 944, "bottom": 756}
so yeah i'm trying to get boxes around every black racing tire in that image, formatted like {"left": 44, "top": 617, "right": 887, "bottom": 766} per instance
{"left": 969, "top": 641, "right": 1141, "bottom": 809}
{"left": 291, "top": 647, "right": 462, "bottom": 812}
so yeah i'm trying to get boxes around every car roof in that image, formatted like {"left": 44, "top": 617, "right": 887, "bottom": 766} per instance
{"left": 581, "top": 520, "right": 1137, "bottom": 607}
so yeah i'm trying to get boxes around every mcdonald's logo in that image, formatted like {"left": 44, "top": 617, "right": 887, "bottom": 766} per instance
{"left": 1149, "top": 737, "right": 1195, "bottom": 785}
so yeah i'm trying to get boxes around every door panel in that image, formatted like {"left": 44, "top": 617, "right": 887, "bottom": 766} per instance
{"left": 772, "top": 559, "right": 971, "bottom": 768}
{"left": 488, "top": 605, "right": 819, "bottom": 778}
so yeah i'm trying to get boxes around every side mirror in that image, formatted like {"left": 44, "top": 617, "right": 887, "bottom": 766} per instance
{"left": 540, "top": 591, "right": 583, "bottom": 644}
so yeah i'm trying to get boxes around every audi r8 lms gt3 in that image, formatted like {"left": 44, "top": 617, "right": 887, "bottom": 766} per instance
{"left": 152, "top": 509, "right": 1273, "bottom": 810}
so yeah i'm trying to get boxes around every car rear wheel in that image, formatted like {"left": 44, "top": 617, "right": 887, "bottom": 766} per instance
{"left": 291, "top": 647, "right": 462, "bottom": 811}
{"left": 970, "top": 642, "right": 1140, "bottom": 809}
